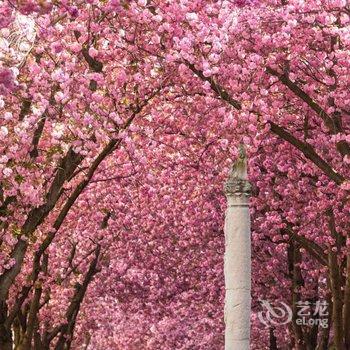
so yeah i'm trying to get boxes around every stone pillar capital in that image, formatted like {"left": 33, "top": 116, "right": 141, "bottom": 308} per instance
{"left": 224, "top": 149, "right": 251, "bottom": 198}
{"left": 224, "top": 177, "right": 251, "bottom": 198}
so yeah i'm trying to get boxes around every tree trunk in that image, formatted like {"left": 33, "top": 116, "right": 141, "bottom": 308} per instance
{"left": 288, "top": 242, "right": 306, "bottom": 350}
{"left": 17, "top": 283, "right": 42, "bottom": 350}
{"left": 343, "top": 252, "right": 350, "bottom": 349}
{"left": 269, "top": 327, "right": 278, "bottom": 350}
{"left": 328, "top": 251, "right": 344, "bottom": 349}
{"left": 305, "top": 294, "right": 319, "bottom": 350}
{"left": 316, "top": 291, "right": 332, "bottom": 350}
{"left": 0, "top": 300, "right": 12, "bottom": 350}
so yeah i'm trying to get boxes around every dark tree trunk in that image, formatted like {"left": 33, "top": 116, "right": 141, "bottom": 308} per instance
{"left": 288, "top": 242, "right": 306, "bottom": 350}
{"left": 0, "top": 301, "right": 12, "bottom": 350}
{"left": 269, "top": 327, "right": 278, "bottom": 350}
{"left": 328, "top": 251, "right": 344, "bottom": 350}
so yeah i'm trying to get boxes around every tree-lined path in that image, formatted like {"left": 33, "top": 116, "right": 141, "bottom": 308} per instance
{"left": 0, "top": 1, "right": 349, "bottom": 349}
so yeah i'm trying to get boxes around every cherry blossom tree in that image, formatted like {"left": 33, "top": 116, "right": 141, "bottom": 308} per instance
{"left": 0, "top": 0, "right": 349, "bottom": 349}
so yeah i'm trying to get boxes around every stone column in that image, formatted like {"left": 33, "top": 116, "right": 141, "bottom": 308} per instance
{"left": 224, "top": 150, "right": 252, "bottom": 350}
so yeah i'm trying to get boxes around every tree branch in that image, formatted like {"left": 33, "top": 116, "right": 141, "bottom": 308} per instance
{"left": 51, "top": 245, "right": 101, "bottom": 350}
{"left": 186, "top": 62, "right": 242, "bottom": 110}
{"left": 188, "top": 63, "right": 348, "bottom": 183}
{"left": 0, "top": 148, "right": 83, "bottom": 300}
{"left": 266, "top": 66, "right": 350, "bottom": 157}
{"left": 282, "top": 226, "right": 328, "bottom": 266}
{"left": 269, "top": 122, "right": 345, "bottom": 185}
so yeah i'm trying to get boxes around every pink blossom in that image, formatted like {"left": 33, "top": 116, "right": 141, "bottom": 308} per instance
{"left": 88, "top": 47, "right": 99, "bottom": 58}
{"left": 2, "top": 167, "right": 12, "bottom": 178}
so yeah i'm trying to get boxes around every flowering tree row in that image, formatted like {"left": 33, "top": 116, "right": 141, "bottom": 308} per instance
{"left": 0, "top": 0, "right": 349, "bottom": 349}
